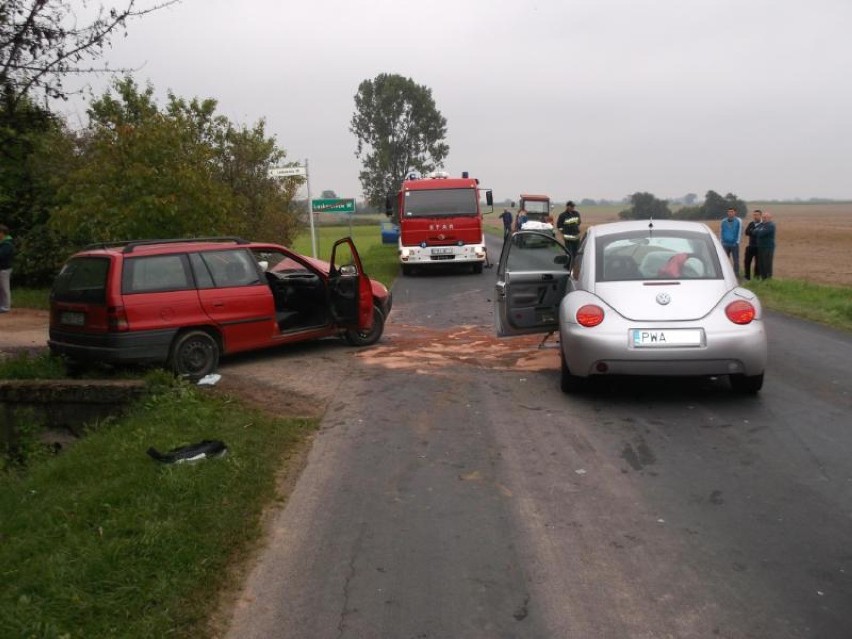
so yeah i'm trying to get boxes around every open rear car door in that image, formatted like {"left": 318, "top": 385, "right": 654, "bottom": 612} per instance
{"left": 328, "top": 237, "right": 373, "bottom": 332}
{"left": 495, "top": 231, "right": 573, "bottom": 337}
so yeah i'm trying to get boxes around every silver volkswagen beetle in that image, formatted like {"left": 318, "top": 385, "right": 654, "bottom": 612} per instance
{"left": 495, "top": 219, "right": 767, "bottom": 393}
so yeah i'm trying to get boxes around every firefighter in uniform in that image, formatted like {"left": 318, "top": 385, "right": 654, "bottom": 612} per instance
{"left": 557, "top": 201, "right": 582, "bottom": 255}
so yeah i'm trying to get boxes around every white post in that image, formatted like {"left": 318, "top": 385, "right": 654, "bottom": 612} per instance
{"left": 305, "top": 158, "right": 317, "bottom": 258}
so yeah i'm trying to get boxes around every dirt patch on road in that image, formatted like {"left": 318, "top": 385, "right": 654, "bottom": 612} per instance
{"left": 360, "top": 323, "right": 560, "bottom": 373}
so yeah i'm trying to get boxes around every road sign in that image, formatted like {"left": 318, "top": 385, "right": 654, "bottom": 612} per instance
{"left": 311, "top": 198, "right": 356, "bottom": 214}
{"left": 268, "top": 166, "right": 306, "bottom": 178}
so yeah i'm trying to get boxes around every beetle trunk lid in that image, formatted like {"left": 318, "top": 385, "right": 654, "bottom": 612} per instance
{"left": 594, "top": 280, "right": 730, "bottom": 321}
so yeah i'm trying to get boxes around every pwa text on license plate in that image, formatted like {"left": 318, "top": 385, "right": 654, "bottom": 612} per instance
{"left": 631, "top": 328, "right": 703, "bottom": 348}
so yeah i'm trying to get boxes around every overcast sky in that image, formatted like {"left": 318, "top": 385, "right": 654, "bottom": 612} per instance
{"left": 60, "top": 0, "right": 852, "bottom": 202}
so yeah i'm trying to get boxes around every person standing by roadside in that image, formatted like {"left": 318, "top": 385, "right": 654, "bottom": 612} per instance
{"left": 719, "top": 207, "right": 742, "bottom": 278}
{"left": 0, "top": 224, "right": 13, "bottom": 313}
{"left": 743, "top": 209, "right": 762, "bottom": 280}
{"left": 753, "top": 211, "right": 776, "bottom": 279}
{"left": 557, "top": 201, "right": 582, "bottom": 255}
{"left": 500, "top": 208, "right": 514, "bottom": 239}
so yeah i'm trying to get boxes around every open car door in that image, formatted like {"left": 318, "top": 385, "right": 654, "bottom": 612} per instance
{"left": 495, "top": 231, "right": 573, "bottom": 337}
{"left": 329, "top": 237, "right": 373, "bottom": 331}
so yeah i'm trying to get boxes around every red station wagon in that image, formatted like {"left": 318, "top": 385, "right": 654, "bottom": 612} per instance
{"left": 48, "top": 237, "right": 391, "bottom": 377}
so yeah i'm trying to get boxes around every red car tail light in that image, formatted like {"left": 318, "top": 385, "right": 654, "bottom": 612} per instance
{"left": 107, "top": 305, "right": 129, "bottom": 332}
{"left": 725, "top": 300, "right": 756, "bottom": 325}
{"left": 576, "top": 304, "right": 605, "bottom": 327}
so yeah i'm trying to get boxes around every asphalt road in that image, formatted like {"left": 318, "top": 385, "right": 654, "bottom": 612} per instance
{"left": 225, "top": 234, "right": 852, "bottom": 639}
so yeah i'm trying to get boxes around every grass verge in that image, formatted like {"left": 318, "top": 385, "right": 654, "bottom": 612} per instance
{"left": 0, "top": 371, "right": 317, "bottom": 639}
{"left": 0, "top": 351, "right": 67, "bottom": 379}
{"left": 745, "top": 278, "right": 852, "bottom": 332}
{"left": 10, "top": 287, "right": 50, "bottom": 310}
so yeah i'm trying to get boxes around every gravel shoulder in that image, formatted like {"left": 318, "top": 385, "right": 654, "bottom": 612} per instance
{"left": 0, "top": 308, "right": 50, "bottom": 353}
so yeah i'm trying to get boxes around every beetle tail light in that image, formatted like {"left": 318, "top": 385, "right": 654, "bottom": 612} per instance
{"left": 576, "top": 304, "right": 605, "bottom": 327}
{"left": 107, "top": 305, "right": 129, "bottom": 332}
{"left": 725, "top": 300, "right": 756, "bottom": 325}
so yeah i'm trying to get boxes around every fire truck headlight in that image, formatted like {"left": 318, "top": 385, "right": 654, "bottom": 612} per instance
{"left": 400, "top": 248, "right": 411, "bottom": 260}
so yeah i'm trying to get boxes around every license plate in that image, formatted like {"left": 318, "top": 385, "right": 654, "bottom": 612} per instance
{"left": 60, "top": 311, "right": 85, "bottom": 326}
{"left": 431, "top": 247, "right": 453, "bottom": 255}
{"left": 631, "top": 328, "right": 702, "bottom": 347}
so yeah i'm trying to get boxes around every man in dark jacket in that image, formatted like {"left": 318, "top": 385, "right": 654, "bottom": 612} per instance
{"left": 743, "top": 209, "right": 762, "bottom": 280}
{"left": 556, "top": 201, "right": 582, "bottom": 255}
{"left": 0, "top": 224, "right": 13, "bottom": 312}
{"left": 753, "top": 211, "right": 776, "bottom": 279}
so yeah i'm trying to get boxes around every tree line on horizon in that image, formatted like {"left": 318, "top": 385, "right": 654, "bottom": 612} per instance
{"left": 619, "top": 190, "right": 748, "bottom": 221}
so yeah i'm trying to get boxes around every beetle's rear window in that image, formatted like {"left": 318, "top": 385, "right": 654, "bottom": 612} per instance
{"left": 52, "top": 257, "right": 111, "bottom": 303}
{"left": 596, "top": 230, "right": 723, "bottom": 282}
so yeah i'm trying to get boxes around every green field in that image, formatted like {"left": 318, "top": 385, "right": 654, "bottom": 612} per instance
{"left": 291, "top": 223, "right": 399, "bottom": 289}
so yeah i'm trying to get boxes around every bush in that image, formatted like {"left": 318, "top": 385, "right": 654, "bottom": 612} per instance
{"left": 619, "top": 192, "right": 672, "bottom": 220}
{"left": 13, "top": 224, "right": 79, "bottom": 286}
{"left": 673, "top": 205, "right": 709, "bottom": 220}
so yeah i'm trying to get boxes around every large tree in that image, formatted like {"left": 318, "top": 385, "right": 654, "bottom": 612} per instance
{"left": 1, "top": 0, "right": 179, "bottom": 283}
{"left": 0, "top": 97, "right": 75, "bottom": 284}
{"left": 350, "top": 73, "right": 449, "bottom": 207}
{"left": 1, "top": 0, "right": 177, "bottom": 114}
{"left": 50, "top": 77, "right": 299, "bottom": 245}
{"left": 0, "top": 94, "right": 57, "bottom": 232}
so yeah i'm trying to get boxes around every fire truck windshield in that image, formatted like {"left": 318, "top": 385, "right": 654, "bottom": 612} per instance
{"left": 403, "top": 188, "right": 478, "bottom": 218}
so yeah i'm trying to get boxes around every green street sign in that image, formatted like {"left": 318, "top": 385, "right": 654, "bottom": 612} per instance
{"left": 311, "top": 198, "right": 356, "bottom": 214}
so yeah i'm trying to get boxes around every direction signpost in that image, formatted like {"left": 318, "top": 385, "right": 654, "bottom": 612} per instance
{"left": 268, "top": 166, "right": 307, "bottom": 179}
{"left": 312, "top": 198, "right": 356, "bottom": 235}
{"left": 268, "top": 162, "right": 317, "bottom": 257}
{"left": 268, "top": 166, "right": 358, "bottom": 257}
{"left": 311, "top": 198, "right": 356, "bottom": 214}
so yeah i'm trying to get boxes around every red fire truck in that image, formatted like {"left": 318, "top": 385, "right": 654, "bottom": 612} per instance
{"left": 386, "top": 171, "right": 493, "bottom": 275}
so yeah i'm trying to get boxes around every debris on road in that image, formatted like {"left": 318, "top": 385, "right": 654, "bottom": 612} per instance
{"left": 147, "top": 439, "right": 228, "bottom": 464}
